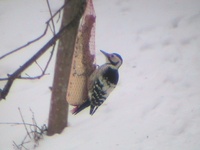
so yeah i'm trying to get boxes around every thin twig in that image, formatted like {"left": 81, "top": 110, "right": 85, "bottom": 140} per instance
{"left": 46, "top": 0, "right": 56, "bottom": 35}
{"left": 20, "top": 73, "right": 50, "bottom": 80}
{"left": 0, "top": 77, "right": 9, "bottom": 81}
{"left": 56, "top": 9, "right": 62, "bottom": 23}
{"left": 35, "top": 61, "right": 44, "bottom": 73}
{"left": 20, "top": 135, "right": 29, "bottom": 150}
{"left": 0, "top": 24, "right": 49, "bottom": 60}
{"left": 20, "top": 44, "right": 55, "bottom": 80}
{"left": 45, "top": 2, "right": 66, "bottom": 24}
{"left": 24, "top": 73, "right": 31, "bottom": 78}
{"left": 13, "top": 141, "right": 20, "bottom": 150}
{"left": 30, "top": 108, "right": 39, "bottom": 141}
{"left": 44, "top": 43, "right": 56, "bottom": 71}
{"left": 0, "top": 122, "right": 43, "bottom": 132}
{"left": 18, "top": 108, "right": 32, "bottom": 139}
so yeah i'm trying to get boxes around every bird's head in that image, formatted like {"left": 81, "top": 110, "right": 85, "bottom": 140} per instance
{"left": 100, "top": 50, "right": 123, "bottom": 69}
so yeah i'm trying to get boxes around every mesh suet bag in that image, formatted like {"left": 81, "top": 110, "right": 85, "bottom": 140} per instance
{"left": 66, "top": 0, "right": 96, "bottom": 106}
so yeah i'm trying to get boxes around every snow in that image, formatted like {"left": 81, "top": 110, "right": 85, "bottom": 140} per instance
{"left": 0, "top": 0, "right": 200, "bottom": 150}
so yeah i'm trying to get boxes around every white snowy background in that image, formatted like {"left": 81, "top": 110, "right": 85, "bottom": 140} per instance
{"left": 0, "top": 0, "right": 200, "bottom": 150}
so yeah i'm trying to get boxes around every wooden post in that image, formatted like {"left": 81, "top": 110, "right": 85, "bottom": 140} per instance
{"left": 47, "top": 0, "right": 87, "bottom": 136}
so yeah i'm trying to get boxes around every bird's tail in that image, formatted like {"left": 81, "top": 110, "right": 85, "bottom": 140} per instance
{"left": 72, "top": 100, "right": 90, "bottom": 115}
{"left": 90, "top": 105, "right": 99, "bottom": 115}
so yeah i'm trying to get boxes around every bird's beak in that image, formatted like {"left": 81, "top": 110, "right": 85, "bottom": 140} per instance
{"left": 100, "top": 50, "right": 110, "bottom": 58}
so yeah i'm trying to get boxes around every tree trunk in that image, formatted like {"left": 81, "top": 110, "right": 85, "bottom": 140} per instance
{"left": 47, "top": 0, "right": 86, "bottom": 136}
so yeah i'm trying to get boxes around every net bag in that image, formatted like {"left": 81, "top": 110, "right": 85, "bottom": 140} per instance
{"left": 66, "top": 0, "right": 96, "bottom": 106}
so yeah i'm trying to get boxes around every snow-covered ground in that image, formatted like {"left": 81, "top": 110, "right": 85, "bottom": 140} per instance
{"left": 0, "top": 0, "right": 200, "bottom": 149}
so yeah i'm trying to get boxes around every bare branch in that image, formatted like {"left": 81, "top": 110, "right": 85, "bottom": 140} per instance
{"left": 0, "top": 45, "right": 55, "bottom": 81}
{"left": 0, "top": 14, "right": 76, "bottom": 100}
{"left": 0, "top": 1, "right": 66, "bottom": 60}
{"left": 0, "top": 3, "right": 58, "bottom": 81}
{"left": 0, "top": 0, "right": 86, "bottom": 101}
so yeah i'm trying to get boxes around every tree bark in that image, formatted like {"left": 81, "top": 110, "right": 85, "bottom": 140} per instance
{"left": 47, "top": 0, "right": 86, "bottom": 136}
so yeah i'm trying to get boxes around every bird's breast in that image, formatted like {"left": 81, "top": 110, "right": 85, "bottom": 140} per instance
{"left": 103, "top": 67, "right": 119, "bottom": 85}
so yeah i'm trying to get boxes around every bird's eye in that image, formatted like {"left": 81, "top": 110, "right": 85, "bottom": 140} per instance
{"left": 110, "top": 54, "right": 114, "bottom": 58}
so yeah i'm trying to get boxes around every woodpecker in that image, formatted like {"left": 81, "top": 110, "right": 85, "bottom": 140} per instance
{"left": 72, "top": 50, "right": 123, "bottom": 115}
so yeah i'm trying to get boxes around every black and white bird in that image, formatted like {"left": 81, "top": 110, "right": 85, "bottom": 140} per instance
{"left": 72, "top": 50, "right": 123, "bottom": 115}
